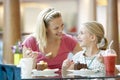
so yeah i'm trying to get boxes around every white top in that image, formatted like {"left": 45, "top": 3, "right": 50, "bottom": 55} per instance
{"left": 72, "top": 50, "right": 105, "bottom": 73}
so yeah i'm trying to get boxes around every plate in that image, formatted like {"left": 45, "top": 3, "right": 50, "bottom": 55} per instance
{"left": 67, "top": 69, "right": 95, "bottom": 76}
{"left": 32, "top": 68, "right": 59, "bottom": 76}
{"left": 32, "top": 73, "right": 59, "bottom": 77}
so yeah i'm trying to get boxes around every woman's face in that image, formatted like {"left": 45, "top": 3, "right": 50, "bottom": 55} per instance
{"left": 77, "top": 26, "right": 93, "bottom": 47}
{"left": 47, "top": 17, "right": 64, "bottom": 39}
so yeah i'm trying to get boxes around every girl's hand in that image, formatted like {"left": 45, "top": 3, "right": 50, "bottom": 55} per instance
{"left": 97, "top": 53, "right": 104, "bottom": 63}
{"left": 62, "top": 59, "right": 74, "bottom": 70}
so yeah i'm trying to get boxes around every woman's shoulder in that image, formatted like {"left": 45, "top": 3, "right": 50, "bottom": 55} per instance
{"left": 26, "top": 34, "right": 35, "bottom": 40}
{"left": 23, "top": 34, "right": 36, "bottom": 43}
{"left": 61, "top": 33, "right": 78, "bottom": 50}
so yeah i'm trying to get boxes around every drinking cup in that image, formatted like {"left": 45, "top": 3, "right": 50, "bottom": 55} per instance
{"left": 18, "top": 58, "right": 33, "bottom": 78}
{"left": 103, "top": 49, "right": 117, "bottom": 76}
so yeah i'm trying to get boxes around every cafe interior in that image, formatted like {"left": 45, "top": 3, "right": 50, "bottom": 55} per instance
{"left": 0, "top": 0, "right": 120, "bottom": 79}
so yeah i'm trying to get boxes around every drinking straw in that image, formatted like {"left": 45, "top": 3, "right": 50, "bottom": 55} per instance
{"left": 108, "top": 40, "right": 113, "bottom": 49}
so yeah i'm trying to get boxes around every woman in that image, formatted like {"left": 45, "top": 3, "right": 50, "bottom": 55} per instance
{"left": 62, "top": 21, "right": 108, "bottom": 73}
{"left": 22, "top": 7, "right": 82, "bottom": 69}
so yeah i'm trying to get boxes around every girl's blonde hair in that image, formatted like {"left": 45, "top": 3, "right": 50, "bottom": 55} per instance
{"left": 82, "top": 21, "right": 108, "bottom": 50}
{"left": 33, "top": 8, "right": 61, "bottom": 52}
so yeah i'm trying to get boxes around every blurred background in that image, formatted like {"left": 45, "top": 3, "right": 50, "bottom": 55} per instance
{"left": 0, "top": 0, "right": 120, "bottom": 64}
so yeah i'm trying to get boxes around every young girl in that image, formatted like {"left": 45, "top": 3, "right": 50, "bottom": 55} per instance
{"left": 62, "top": 21, "right": 108, "bottom": 73}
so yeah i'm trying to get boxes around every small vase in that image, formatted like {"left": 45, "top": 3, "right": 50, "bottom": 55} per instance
{"left": 14, "top": 53, "right": 23, "bottom": 65}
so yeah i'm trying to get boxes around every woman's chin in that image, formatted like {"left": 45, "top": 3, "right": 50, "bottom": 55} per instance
{"left": 56, "top": 34, "right": 62, "bottom": 39}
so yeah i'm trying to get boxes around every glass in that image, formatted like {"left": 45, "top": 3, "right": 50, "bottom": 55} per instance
{"left": 18, "top": 58, "right": 33, "bottom": 79}
{"left": 103, "top": 49, "right": 117, "bottom": 76}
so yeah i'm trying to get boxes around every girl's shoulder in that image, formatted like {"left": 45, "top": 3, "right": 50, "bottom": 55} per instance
{"left": 72, "top": 50, "right": 85, "bottom": 59}
{"left": 72, "top": 50, "right": 85, "bottom": 63}
{"left": 98, "top": 50, "right": 105, "bottom": 56}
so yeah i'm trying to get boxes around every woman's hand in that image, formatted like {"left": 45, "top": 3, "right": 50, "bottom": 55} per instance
{"left": 22, "top": 46, "right": 39, "bottom": 69}
{"left": 23, "top": 46, "right": 38, "bottom": 59}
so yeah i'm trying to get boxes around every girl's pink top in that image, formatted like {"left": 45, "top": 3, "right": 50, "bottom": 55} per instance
{"left": 23, "top": 34, "right": 77, "bottom": 69}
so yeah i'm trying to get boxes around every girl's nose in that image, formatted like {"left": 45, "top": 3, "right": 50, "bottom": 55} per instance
{"left": 77, "top": 34, "right": 81, "bottom": 40}
{"left": 77, "top": 34, "right": 80, "bottom": 39}
{"left": 58, "top": 28, "right": 63, "bottom": 33}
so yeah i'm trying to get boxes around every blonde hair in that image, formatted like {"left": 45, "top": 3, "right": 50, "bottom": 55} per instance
{"left": 34, "top": 8, "right": 61, "bottom": 52}
{"left": 82, "top": 21, "right": 108, "bottom": 50}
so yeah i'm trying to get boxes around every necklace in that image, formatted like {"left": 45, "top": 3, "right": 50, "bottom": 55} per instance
{"left": 84, "top": 50, "right": 100, "bottom": 68}
{"left": 84, "top": 56, "right": 96, "bottom": 68}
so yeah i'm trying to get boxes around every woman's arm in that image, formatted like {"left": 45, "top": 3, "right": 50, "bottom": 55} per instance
{"left": 22, "top": 46, "right": 38, "bottom": 58}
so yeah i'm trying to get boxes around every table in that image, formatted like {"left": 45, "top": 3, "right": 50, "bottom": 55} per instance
{"left": 22, "top": 70, "right": 120, "bottom": 80}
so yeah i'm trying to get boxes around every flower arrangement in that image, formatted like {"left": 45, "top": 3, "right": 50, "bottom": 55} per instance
{"left": 11, "top": 41, "right": 23, "bottom": 54}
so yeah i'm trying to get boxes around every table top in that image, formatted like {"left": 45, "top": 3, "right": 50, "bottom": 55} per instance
{"left": 22, "top": 69, "right": 120, "bottom": 80}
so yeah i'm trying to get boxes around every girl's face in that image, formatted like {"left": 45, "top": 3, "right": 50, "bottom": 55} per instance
{"left": 47, "top": 17, "right": 64, "bottom": 39}
{"left": 77, "top": 26, "right": 94, "bottom": 47}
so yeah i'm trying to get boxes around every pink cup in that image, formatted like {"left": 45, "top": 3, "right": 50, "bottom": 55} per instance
{"left": 103, "top": 49, "right": 117, "bottom": 76}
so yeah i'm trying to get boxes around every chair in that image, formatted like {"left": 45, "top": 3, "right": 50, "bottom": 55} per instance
{"left": 0, "top": 64, "right": 21, "bottom": 80}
